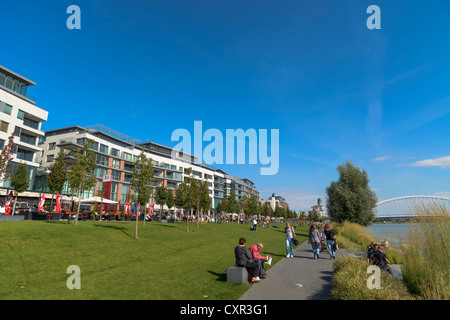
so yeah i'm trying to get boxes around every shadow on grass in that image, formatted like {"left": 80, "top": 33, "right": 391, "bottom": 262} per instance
{"left": 92, "top": 224, "right": 133, "bottom": 238}
{"left": 153, "top": 223, "right": 176, "bottom": 228}
{"left": 208, "top": 270, "right": 227, "bottom": 282}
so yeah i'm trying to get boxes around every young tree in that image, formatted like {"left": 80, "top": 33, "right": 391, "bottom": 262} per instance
{"left": 130, "top": 150, "right": 154, "bottom": 239}
{"left": 47, "top": 152, "right": 68, "bottom": 214}
{"left": 243, "top": 195, "right": 258, "bottom": 219}
{"left": 200, "top": 181, "right": 211, "bottom": 225}
{"left": 155, "top": 185, "right": 168, "bottom": 221}
{"left": 11, "top": 162, "right": 29, "bottom": 215}
{"left": 166, "top": 188, "right": 175, "bottom": 219}
{"left": 175, "top": 182, "right": 188, "bottom": 229}
{"left": 326, "top": 160, "right": 378, "bottom": 226}
{"left": 67, "top": 140, "right": 97, "bottom": 226}
{"left": 225, "top": 193, "right": 238, "bottom": 215}
{"left": 175, "top": 168, "right": 196, "bottom": 232}
{"left": 0, "top": 133, "right": 15, "bottom": 192}
{"left": 192, "top": 180, "right": 211, "bottom": 228}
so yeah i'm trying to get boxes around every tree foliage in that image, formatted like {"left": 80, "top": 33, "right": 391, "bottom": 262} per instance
{"left": 326, "top": 160, "right": 377, "bottom": 226}
{"left": 0, "top": 133, "right": 15, "bottom": 183}
{"left": 155, "top": 185, "right": 168, "bottom": 218}
{"left": 11, "top": 162, "right": 29, "bottom": 215}
{"left": 67, "top": 140, "right": 98, "bottom": 226}
{"left": 130, "top": 149, "right": 154, "bottom": 238}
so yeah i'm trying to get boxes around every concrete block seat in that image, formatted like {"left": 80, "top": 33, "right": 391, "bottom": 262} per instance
{"left": 227, "top": 264, "right": 249, "bottom": 284}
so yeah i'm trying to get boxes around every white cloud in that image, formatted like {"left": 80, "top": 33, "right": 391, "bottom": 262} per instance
{"left": 372, "top": 156, "right": 391, "bottom": 162}
{"left": 409, "top": 156, "right": 450, "bottom": 168}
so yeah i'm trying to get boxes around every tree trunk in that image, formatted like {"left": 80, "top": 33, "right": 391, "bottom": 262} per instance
{"left": 12, "top": 194, "right": 18, "bottom": 216}
{"left": 197, "top": 208, "right": 200, "bottom": 229}
{"left": 134, "top": 206, "right": 139, "bottom": 239}
{"left": 69, "top": 190, "right": 75, "bottom": 224}
{"left": 143, "top": 206, "right": 146, "bottom": 226}
{"left": 186, "top": 208, "right": 190, "bottom": 232}
{"left": 49, "top": 192, "right": 55, "bottom": 221}
{"left": 74, "top": 190, "right": 82, "bottom": 227}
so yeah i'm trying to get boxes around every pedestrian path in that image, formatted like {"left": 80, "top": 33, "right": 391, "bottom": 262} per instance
{"left": 239, "top": 241, "right": 357, "bottom": 300}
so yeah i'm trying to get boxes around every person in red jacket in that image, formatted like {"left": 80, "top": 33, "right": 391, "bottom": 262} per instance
{"left": 249, "top": 243, "right": 270, "bottom": 279}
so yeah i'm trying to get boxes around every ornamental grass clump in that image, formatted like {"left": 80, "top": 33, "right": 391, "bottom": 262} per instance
{"left": 400, "top": 202, "right": 450, "bottom": 300}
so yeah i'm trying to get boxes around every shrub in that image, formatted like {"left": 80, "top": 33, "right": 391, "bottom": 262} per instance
{"left": 332, "top": 256, "right": 413, "bottom": 300}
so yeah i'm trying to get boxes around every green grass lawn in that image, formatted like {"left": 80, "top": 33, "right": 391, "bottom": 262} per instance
{"left": 0, "top": 220, "right": 309, "bottom": 300}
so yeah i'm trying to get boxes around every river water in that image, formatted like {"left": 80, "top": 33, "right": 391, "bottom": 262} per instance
{"left": 365, "top": 223, "right": 419, "bottom": 247}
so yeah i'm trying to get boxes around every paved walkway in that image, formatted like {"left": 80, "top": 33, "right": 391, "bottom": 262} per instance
{"left": 239, "top": 241, "right": 359, "bottom": 300}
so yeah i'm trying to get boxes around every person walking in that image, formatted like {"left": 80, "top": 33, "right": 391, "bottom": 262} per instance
{"left": 324, "top": 224, "right": 337, "bottom": 260}
{"left": 284, "top": 222, "right": 296, "bottom": 258}
{"left": 308, "top": 225, "right": 321, "bottom": 259}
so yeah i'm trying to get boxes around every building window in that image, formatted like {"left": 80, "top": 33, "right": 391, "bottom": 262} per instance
{"left": 48, "top": 142, "right": 56, "bottom": 150}
{"left": 47, "top": 154, "right": 54, "bottom": 163}
{"left": 95, "top": 167, "right": 108, "bottom": 178}
{"left": 0, "top": 103, "right": 12, "bottom": 115}
{"left": 89, "top": 141, "right": 99, "bottom": 151}
{"left": 23, "top": 117, "right": 40, "bottom": 130}
{"left": 20, "top": 133, "right": 36, "bottom": 146}
{"left": 0, "top": 121, "right": 9, "bottom": 132}
{"left": 94, "top": 154, "right": 108, "bottom": 166}
{"left": 110, "top": 148, "right": 120, "bottom": 157}
{"left": 111, "top": 183, "right": 118, "bottom": 201}
{"left": 123, "top": 163, "right": 133, "bottom": 172}
{"left": 121, "top": 152, "right": 132, "bottom": 161}
{"left": 112, "top": 159, "right": 120, "bottom": 169}
{"left": 121, "top": 184, "right": 130, "bottom": 203}
{"left": 99, "top": 144, "right": 108, "bottom": 154}
{"left": 17, "top": 109, "right": 24, "bottom": 120}
{"left": 111, "top": 170, "right": 121, "bottom": 181}
{"left": 16, "top": 148, "right": 34, "bottom": 162}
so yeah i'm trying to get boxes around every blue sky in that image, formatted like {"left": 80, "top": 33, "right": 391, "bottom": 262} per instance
{"left": 1, "top": 0, "right": 450, "bottom": 211}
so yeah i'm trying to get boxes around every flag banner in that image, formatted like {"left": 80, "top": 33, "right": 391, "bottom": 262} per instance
{"left": 5, "top": 191, "right": 13, "bottom": 215}
{"left": 38, "top": 194, "right": 45, "bottom": 212}
{"left": 56, "top": 193, "right": 61, "bottom": 213}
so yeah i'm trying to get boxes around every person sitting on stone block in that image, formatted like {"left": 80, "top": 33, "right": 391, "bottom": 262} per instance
{"left": 234, "top": 237, "right": 261, "bottom": 283}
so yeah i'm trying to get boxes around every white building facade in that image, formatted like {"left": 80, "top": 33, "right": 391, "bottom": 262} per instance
{"left": 0, "top": 66, "right": 48, "bottom": 192}
{"left": 37, "top": 124, "right": 259, "bottom": 213}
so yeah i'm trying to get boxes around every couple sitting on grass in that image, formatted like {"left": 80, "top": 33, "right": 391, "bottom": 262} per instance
{"left": 234, "top": 237, "right": 271, "bottom": 283}
{"left": 366, "top": 241, "right": 393, "bottom": 275}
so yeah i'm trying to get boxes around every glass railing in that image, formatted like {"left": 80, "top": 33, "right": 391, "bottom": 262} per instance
{"left": 23, "top": 118, "right": 40, "bottom": 130}
{"left": 19, "top": 135, "right": 37, "bottom": 146}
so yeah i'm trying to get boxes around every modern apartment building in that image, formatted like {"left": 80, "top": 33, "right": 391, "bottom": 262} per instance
{"left": 37, "top": 124, "right": 260, "bottom": 213}
{"left": 0, "top": 66, "right": 48, "bottom": 192}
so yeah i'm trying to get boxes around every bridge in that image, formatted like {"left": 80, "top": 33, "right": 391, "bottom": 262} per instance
{"left": 375, "top": 195, "right": 450, "bottom": 221}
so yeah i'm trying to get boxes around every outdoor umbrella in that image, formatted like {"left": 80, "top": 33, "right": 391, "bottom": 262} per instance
{"left": 79, "top": 197, "right": 118, "bottom": 204}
